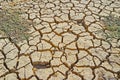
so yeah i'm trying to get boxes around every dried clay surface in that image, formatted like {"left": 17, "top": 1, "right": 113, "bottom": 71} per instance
{"left": 0, "top": 0, "right": 120, "bottom": 80}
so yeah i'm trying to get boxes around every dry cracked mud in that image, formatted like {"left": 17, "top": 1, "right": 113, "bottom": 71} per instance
{"left": 0, "top": 0, "right": 120, "bottom": 80}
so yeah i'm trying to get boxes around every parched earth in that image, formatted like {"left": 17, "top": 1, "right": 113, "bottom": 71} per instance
{"left": 0, "top": 0, "right": 120, "bottom": 80}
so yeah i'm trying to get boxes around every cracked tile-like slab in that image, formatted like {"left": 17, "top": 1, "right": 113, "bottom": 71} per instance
{"left": 0, "top": 0, "right": 120, "bottom": 80}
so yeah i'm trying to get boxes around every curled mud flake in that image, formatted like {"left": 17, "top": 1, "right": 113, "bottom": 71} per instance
{"left": 33, "top": 61, "right": 51, "bottom": 69}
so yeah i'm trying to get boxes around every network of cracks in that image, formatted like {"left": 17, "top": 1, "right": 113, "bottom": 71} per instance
{"left": 0, "top": 0, "right": 120, "bottom": 80}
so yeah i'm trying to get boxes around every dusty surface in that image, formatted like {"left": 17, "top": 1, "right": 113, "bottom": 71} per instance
{"left": 0, "top": 0, "right": 120, "bottom": 80}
